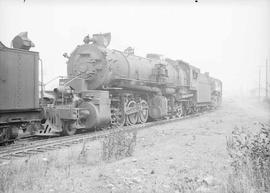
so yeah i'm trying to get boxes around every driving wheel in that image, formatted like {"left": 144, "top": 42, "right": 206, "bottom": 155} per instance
{"left": 62, "top": 121, "right": 77, "bottom": 136}
{"left": 138, "top": 100, "right": 149, "bottom": 123}
{"left": 126, "top": 100, "right": 138, "bottom": 125}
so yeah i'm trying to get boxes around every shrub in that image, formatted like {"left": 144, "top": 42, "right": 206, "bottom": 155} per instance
{"left": 102, "top": 127, "right": 137, "bottom": 161}
{"left": 226, "top": 123, "right": 270, "bottom": 193}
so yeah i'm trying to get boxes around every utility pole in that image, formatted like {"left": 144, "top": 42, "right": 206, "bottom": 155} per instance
{"left": 266, "top": 58, "right": 268, "bottom": 98}
{"left": 259, "top": 66, "right": 261, "bottom": 99}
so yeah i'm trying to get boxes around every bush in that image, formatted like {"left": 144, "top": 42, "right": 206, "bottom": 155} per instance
{"left": 102, "top": 127, "right": 137, "bottom": 161}
{"left": 226, "top": 123, "right": 270, "bottom": 193}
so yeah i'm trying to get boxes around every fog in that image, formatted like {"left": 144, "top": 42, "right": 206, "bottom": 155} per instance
{"left": 0, "top": 0, "right": 269, "bottom": 97}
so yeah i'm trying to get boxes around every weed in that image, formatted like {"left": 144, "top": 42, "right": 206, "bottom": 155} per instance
{"left": 102, "top": 127, "right": 137, "bottom": 161}
{"left": 77, "top": 139, "right": 87, "bottom": 164}
{"left": 226, "top": 123, "right": 270, "bottom": 193}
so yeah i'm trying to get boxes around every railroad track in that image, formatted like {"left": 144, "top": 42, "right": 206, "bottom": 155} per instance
{"left": 0, "top": 110, "right": 213, "bottom": 164}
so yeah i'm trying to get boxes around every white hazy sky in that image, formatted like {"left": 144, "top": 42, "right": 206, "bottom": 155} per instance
{"left": 0, "top": 0, "right": 269, "bottom": 96}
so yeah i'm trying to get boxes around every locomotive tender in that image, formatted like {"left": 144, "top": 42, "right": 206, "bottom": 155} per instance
{"left": 0, "top": 32, "right": 41, "bottom": 142}
{"left": 40, "top": 33, "right": 222, "bottom": 136}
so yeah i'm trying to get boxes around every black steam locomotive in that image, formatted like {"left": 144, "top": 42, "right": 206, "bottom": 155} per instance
{"left": 39, "top": 33, "right": 222, "bottom": 136}
{"left": 0, "top": 32, "right": 222, "bottom": 143}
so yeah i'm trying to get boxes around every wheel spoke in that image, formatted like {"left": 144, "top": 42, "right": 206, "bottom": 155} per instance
{"left": 139, "top": 100, "right": 149, "bottom": 123}
{"left": 126, "top": 100, "right": 138, "bottom": 125}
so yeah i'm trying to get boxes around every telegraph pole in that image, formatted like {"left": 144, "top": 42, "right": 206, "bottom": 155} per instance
{"left": 266, "top": 59, "right": 268, "bottom": 98}
{"left": 259, "top": 66, "right": 261, "bottom": 99}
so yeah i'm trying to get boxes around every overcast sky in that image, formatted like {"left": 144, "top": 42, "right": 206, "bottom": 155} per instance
{"left": 0, "top": 0, "right": 269, "bottom": 96}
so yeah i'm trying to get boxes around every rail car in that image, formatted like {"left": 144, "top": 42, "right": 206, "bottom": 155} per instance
{"left": 0, "top": 32, "right": 41, "bottom": 143}
{"left": 38, "top": 33, "right": 222, "bottom": 136}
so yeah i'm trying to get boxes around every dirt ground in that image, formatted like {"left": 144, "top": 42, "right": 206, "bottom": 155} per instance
{"left": 1, "top": 97, "right": 269, "bottom": 193}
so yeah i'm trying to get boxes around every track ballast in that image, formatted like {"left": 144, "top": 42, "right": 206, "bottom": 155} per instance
{"left": 0, "top": 110, "right": 214, "bottom": 164}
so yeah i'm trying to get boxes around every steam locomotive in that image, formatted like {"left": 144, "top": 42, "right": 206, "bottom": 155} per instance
{"left": 39, "top": 33, "right": 222, "bottom": 136}
{"left": 0, "top": 32, "right": 222, "bottom": 142}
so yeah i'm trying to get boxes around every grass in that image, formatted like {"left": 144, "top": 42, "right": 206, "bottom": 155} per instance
{"left": 0, "top": 128, "right": 138, "bottom": 193}
{"left": 224, "top": 123, "right": 270, "bottom": 193}
{"left": 102, "top": 127, "right": 137, "bottom": 161}
{"left": 0, "top": 157, "right": 54, "bottom": 193}
{"left": 163, "top": 122, "right": 270, "bottom": 193}
{"left": 1, "top": 121, "right": 269, "bottom": 193}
